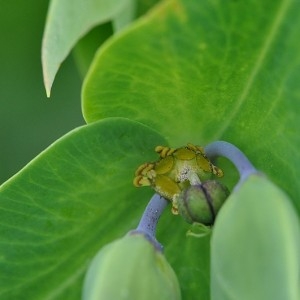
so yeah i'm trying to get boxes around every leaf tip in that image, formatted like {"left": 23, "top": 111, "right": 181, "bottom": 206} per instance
{"left": 45, "top": 87, "right": 52, "bottom": 98}
{"left": 42, "top": 60, "right": 53, "bottom": 98}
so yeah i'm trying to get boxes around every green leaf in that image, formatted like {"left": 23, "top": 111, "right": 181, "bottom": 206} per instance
{"left": 0, "top": 117, "right": 212, "bottom": 299}
{"left": 158, "top": 210, "right": 211, "bottom": 300}
{"left": 42, "top": 0, "right": 135, "bottom": 97}
{"left": 211, "top": 174, "right": 300, "bottom": 300}
{"left": 72, "top": 0, "right": 161, "bottom": 78}
{"left": 136, "top": 0, "right": 160, "bottom": 16}
{"left": 73, "top": 23, "right": 114, "bottom": 78}
{"left": 82, "top": 0, "right": 300, "bottom": 211}
{"left": 0, "top": 118, "right": 167, "bottom": 299}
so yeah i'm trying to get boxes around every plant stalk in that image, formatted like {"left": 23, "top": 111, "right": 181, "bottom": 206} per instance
{"left": 204, "top": 141, "right": 260, "bottom": 190}
{"left": 130, "top": 193, "right": 168, "bottom": 251}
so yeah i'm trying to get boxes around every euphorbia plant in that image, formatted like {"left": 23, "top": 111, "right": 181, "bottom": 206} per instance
{"left": 0, "top": 0, "right": 299, "bottom": 299}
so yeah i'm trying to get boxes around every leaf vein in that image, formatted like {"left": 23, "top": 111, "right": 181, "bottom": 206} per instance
{"left": 213, "top": 0, "right": 291, "bottom": 139}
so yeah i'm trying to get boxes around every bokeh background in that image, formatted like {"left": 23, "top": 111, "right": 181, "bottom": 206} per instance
{"left": 0, "top": 1, "right": 85, "bottom": 184}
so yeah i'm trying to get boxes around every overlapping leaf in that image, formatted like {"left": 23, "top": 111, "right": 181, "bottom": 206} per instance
{"left": 0, "top": 118, "right": 165, "bottom": 299}
{"left": 0, "top": 118, "right": 212, "bottom": 299}
{"left": 12, "top": 0, "right": 300, "bottom": 299}
{"left": 82, "top": 0, "right": 300, "bottom": 211}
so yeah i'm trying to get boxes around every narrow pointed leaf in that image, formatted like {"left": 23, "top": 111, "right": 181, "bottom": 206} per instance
{"left": 42, "top": 0, "right": 135, "bottom": 96}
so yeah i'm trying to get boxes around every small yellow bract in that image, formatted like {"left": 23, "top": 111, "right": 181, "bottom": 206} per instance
{"left": 133, "top": 144, "right": 223, "bottom": 212}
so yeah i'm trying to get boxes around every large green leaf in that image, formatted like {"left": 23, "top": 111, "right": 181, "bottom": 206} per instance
{"left": 0, "top": 118, "right": 211, "bottom": 299}
{"left": 82, "top": 0, "right": 300, "bottom": 211}
{"left": 0, "top": 118, "right": 163, "bottom": 299}
{"left": 42, "top": 0, "right": 135, "bottom": 96}
{"left": 211, "top": 174, "right": 300, "bottom": 300}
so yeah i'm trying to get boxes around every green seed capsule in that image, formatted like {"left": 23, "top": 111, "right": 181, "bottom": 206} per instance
{"left": 83, "top": 234, "right": 181, "bottom": 300}
{"left": 176, "top": 181, "right": 229, "bottom": 225}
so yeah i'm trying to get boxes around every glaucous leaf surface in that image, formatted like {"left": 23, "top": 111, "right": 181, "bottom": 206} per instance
{"left": 211, "top": 174, "right": 300, "bottom": 300}
{"left": 82, "top": 0, "right": 300, "bottom": 212}
{"left": 42, "top": 0, "right": 135, "bottom": 96}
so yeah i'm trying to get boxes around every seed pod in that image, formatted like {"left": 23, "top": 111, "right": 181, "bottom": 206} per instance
{"left": 176, "top": 180, "right": 229, "bottom": 225}
{"left": 83, "top": 233, "right": 181, "bottom": 300}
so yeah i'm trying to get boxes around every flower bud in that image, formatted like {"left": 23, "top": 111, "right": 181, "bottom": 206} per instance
{"left": 176, "top": 180, "right": 229, "bottom": 225}
{"left": 83, "top": 233, "right": 181, "bottom": 300}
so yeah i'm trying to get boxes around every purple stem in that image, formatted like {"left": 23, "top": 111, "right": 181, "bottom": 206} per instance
{"left": 204, "top": 141, "right": 259, "bottom": 190}
{"left": 130, "top": 193, "right": 168, "bottom": 251}
{"left": 136, "top": 193, "right": 168, "bottom": 236}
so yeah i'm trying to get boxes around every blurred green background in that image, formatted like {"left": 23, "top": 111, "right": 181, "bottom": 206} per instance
{"left": 0, "top": 0, "right": 85, "bottom": 184}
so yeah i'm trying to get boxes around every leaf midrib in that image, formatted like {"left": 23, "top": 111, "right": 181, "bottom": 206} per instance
{"left": 212, "top": 0, "right": 291, "bottom": 140}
